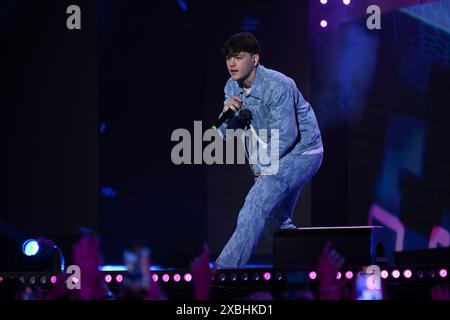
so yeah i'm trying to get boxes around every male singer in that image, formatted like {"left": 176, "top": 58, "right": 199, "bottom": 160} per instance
{"left": 215, "top": 32, "right": 323, "bottom": 268}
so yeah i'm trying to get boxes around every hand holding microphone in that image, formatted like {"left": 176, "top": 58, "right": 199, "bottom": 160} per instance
{"left": 224, "top": 96, "right": 243, "bottom": 113}
{"left": 211, "top": 96, "right": 243, "bottom": 129}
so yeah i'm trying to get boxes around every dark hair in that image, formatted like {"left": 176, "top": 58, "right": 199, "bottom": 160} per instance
{"left": 221, "top": 32, "right": 261, "bottom": 58}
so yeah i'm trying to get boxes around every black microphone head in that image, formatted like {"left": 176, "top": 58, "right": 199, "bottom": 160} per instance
{"left": 239, "top": 109, "right": 252, "bottom": 120}
{"left": 237, "top": 109, "right": 252, "bottom": 129}
{"left": 211, "top": 108, "right": 236, "bottom": 129}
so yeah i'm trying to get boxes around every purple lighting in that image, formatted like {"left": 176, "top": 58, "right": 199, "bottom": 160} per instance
{"left": 403, "top": 270, "right": 412, "bottom": 279}
{"left": 439, "top": 269, "right": 447, "bottom": 278}
{"left": 392, "top": 270, "right": 400, "bottom": 279}
{"left": 263, "top": 272, "right": 271, "bottom": 281}
{"left": 366, "top": 277, "right": 378, "bottom": 290}
{"left": 320, "top": 0, "right": 328, "bottom": 4}
{"left": 152, "top": 274, "right": 159, "bottom": 282}
{"left": 173, "top": 274, "right": 181, "bottom": 282}
{"left": 115, "top": 274, "right": 123, "bottom": 283}
{"left": 343, "top": 0, "right": 351, "bottom": 5}
{"left": 320, "top": 20, "right": 328, "bottom": 28}
{"left": 184, "top": 273, "right": 192, "bottom": 282}
{"left": 104, "top": 274, "right": 112, "bottom": 283}
{"left": 309, "top": 271, "right": 317, "bottom": 280}
{"left": 162, "top": 274, "right": 170, "bottom": 282}
{"left": 345, "top": 271, "right": 353, "bottom": 279}
{"left": 381, "top": 270, "right": 389, "bottom": 279}
{"left": 50, "top": 276, "right": 57, "bottom": 284}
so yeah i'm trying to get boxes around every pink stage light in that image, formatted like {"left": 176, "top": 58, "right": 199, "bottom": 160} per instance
{"left": 439, "top": 269, "right": 447, "bottom": 278}
{"left": 381, "top": 270, "right": 389, "bottom": 279}
{"left": 152, "top": 274, "right": 159, "bottom": 282}
{"left": 173, "top": 274, "right": 181, "bottom": 282}
{"left": 345, "top": 271, "right": 353, "bottom": 279}
{"left": 115, "top": 274, "right": 123, "bottom": 283}
{"left": 50, "top": 276, "right": 57, "bottom": 284}
{"left": 336, "top": 272, "right": 342, "bottom": 280}
{"left": 184, "top": 273, "right": 192, "bottom": 282}
{"left": 104, "top": 274, "right": 112, "bottom": 283}
{"left": 403, "top": 270, "right": 412, "bottom": 279}
{"left": 309, "top": 271, "right": 317, "bottom": 280}
{"left": 320, "top": 20, "right": 328, "bottom": 28}
{"left": 263, "top": 272, "right": 271, "bottom": 281}
{"left": 162, "top": 274, "right": 170, "bottom": 282}
{"left": 343, "top": 0, "right": 351, "bottom": 5}
{"left": 392, "top": 270, "right": 400, "bottom": 279}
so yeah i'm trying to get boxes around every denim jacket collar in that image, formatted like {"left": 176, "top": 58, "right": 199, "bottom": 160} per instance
{"left": 236, "top": 64, "right": 265, "bottom": 99}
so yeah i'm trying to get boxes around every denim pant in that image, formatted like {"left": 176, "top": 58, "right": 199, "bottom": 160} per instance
{"left": 215, "top": 149, "right": 323, "bottom": 268}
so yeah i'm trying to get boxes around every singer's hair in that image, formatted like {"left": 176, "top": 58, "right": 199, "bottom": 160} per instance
{"left": 221, "top": 32, "right": 261, "bottom": 58}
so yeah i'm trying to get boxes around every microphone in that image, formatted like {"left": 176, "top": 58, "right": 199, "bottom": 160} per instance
{"left": 236, "top": 109, "right": 252, "bottom": 129}
{"left": 211, "top": 108, "right": 235, "bottom": 129}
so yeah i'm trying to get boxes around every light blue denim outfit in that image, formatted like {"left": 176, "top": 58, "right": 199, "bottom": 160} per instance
{"left": 216, "top": 65, "right": 323, "bottom": 268}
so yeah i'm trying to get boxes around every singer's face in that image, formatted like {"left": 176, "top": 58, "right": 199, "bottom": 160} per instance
{"left": 226, "top": 52, "right": 258, "bottom": 82}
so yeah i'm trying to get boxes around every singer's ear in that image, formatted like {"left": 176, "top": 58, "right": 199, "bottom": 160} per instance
{"left": 252, "top": 54, "right": 260, "bottom": 66}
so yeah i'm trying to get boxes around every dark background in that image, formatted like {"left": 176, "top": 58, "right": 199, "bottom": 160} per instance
{"left": 0, "top": 0, "right": 98, "bottom": 263}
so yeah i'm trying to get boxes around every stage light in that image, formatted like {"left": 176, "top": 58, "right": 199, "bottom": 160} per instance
{"left": 345, "top": 271, "right": 353, "bottom": 279}
{"left": 252, "top": 273, "right": 260, "bottom": 281}
{"left": 309, "top": 271, "right": 317, "bottom": 280}
{"left": 50, "top": 276, "right": 57, "bottom": 284}
{"left": 0, "top": 276, "right": 4, "bottom": 283}
{"left": 275, "top": 272, "right": 283, "bottom": 281}
{"left": 152, "top": 274, "right": 159, "bottom": 282}
{"left": 104, "top": 274, "right": 112, "bottom": 283}
{"left": 336, "top": 272, "right": 342, "bottom": 280}
{"left": 320, "top": 0, "right": 327, "bottom": 4}
{"left": 176, "top": 0, "right": 188, "bottom": 12}
{"left": 20, "top": 238, "right": 65, "bottom": 272}
{"left": 18, "top": 276, "right": 25, "bottom": 284}
{"left": 366, "top": 277, "right": 378, "bottom": 290}
{"left": 343, "top": 0, "right": 351, "bottom": 5}
{"left": 22, "top": 239, "right": 39, "bottom": 256}
{"left": 173, "top": 274, "right": 181, "bottom": 282}
{"left": 115, "top": 274, "right": 123, "bottom": 283}
{"left": 40, "top": 276, "right": 47, "bottom": 284}
{"left": 229, "top": 273, "right": 237, "bottom": 281}
{"left": 417, "top": 271, "right": 424, "bottom": 279}
{"left": 183, "top": 273, "right": 192, "bottom": 282}
{"left": 162, "top": 274, "right": 170, "bottom": 282}
{"left": 392, "top": 270, "right": 400, "bottom": 279}
{"left": 381, "top": 270, "right": 389, "bottom": 279}
{"left": 429, "top": 270, "right": 436, "bottom": 278}
{"left": 241, "top": 273, "right": 249, "bottom": 281}
{"left": 403, "top": 269, "right": 412, "bottom": 279}
{"left": 320, "top": 20, "right": 328, "bottom": 28}
{"left": 99, "top": 122, "right": 106, "bottom": 134}
{"left": 29, "top": 276, "right": 36, "bottom": 285}
{"left": 217, "top": 273, "right": 226, "bottom": 282}
{"left": 263, "top": 272, "right": 271, "bottom": 281}
{"left": 439, "top": 269, "right": 447, "bottom": 278}
{"left": 71, "top": 276, "right": 80, "bottom": 286}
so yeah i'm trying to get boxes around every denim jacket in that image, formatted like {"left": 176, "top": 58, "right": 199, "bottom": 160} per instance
{"left": 218, "top": 65, "right": 323, "bottom": 174}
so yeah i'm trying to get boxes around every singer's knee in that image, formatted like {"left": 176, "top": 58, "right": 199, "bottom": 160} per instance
{"left": 245, "top": 175, "right": 289, "bottom": 217}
